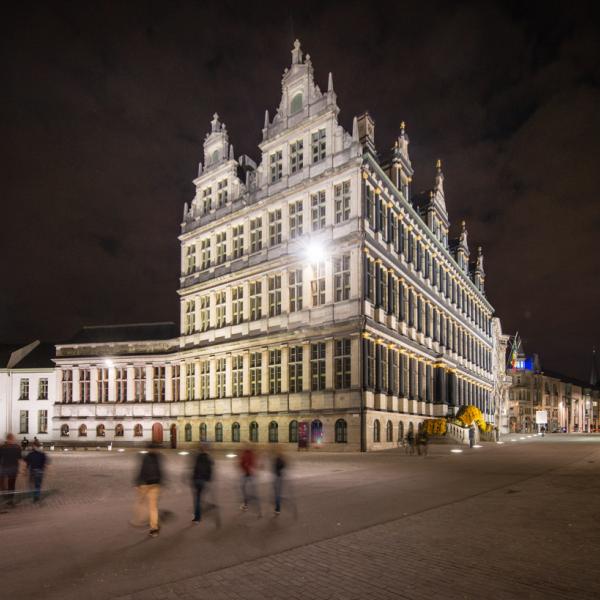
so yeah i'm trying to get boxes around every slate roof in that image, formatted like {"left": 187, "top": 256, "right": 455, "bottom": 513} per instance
{"left": 65, "top": 322, "right": 178, "bottom": 344}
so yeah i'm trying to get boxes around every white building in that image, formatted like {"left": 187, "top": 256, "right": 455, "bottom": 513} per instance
{"left": 0, "top": 341, "right": 55, "bottom": 443}
{"left": 53, "top": 41, "right": 497, "bottom": 450}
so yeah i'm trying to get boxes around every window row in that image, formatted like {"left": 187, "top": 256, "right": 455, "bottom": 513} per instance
{"left": 364, "top": 256, "right": 492, "bottom": 373}
{"left": 269, "top": 128, "right": 327, "bottom": 184}
{"left": 364, "top": 183, "right": 490, "bottom": 335}
{"left": 18, "top": 378, "right": 49, "bottom": 400}
{"left": 18, "top": 410, "right": 48, "bottom": 434}
{"left": 61, "top": 423, "right": 132, "bottom": 437}
{"left": 195, "top": 177, "right": 230, "bottom": 216}
{"left": 183, "top": 256, "right": 351, "bottom": 334}
{"left": 182, "top": 181, "right": 351, "bottom": 274}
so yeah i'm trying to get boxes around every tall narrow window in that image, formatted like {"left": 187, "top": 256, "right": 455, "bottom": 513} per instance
{"left": 334, "top": 180, "right": 351, "bottom": 223}
{"left": 172, "top": 365, "right": 180, "bottom": 401}
{"left": 365, "top": 258, "right": 374, "bottom": 302}
{"left": 311, "top": 190, "right": 326, "bottom": 231}
{"left": 184, "top": 245, "right": 196, "bottom": 274}
{"left": 334, "top": 254, "right": 350, "bottom": 301}
{"left": 185, "top": 299, "right": 195, "bottom": 334}
{"left": 215, "top": 291, "right": 226, "bottom": 327}
{"left": 289, "top": 346, "right": 303, "bottom": 392}
{"left": 311, "top": 342, "right": 326, "bottom": 391}
{"left": 269, "top": 209, "right": 282, "bottom": 246}
{"left": 134, "top": 367, "right": 146, "bottom": 402}
{"left": 289, "top": 200, "right": 303, "bottom": 239}
{"left": 250, "top": 352, "right": 262, "bottom": 395}
{"left": 153, "top": 366, "right": 165, "bottom": 402}
{"left": 202, "top": 187, "right": 212, "bottom": 213}
{"left": 217, "top": 179, "right": 228, "bottom": 207}
{"left": 116, "top": 367, "right": 126, "bottom": 402}
{"left": 268, "top": 275, "right": 282, "bottom": 316}
{"left": 250, "top": 217, "right": 263, "bottom": 253}
{"left": 232, "top": 286, "right": 244, "bottom": 325}
{"left": 186, "top": 363, "right": 195, "bottom": 400}
{"left": 19, "top": 410, "right": 28, "bottom": 434}
{"left": 270, "top": 150, "right": 283, "bottom": 183}
{"left": 79, "top": 369, "right": 90, "bottom": 403}
{"left": 232, "top": 224, "right": 244, "bottom": 259}
{"left": 250, "top": 281, "right": 262, "bottom": 320}
{"left": 38, "top": 378, "right": 48, "bottom": 400}
{"left": 290, "top": 139, "right": 304, "bottom": 173}
{"left": 97, "top": 368, "right": 108, "bottom": 403}
{"left": 335, "top": 339, "right": 351, "bottom": 389}
{"left": 199, "top": 296, "right": 210, "bottom": 332}
{"left": 311, "top": 128, "right": 326, "bottom": 163}
{"left": 366, "top": 186, "right": 375, "bottom": 228}
{"left": 381, "top": 346, "right": 388, "bottom": 392}
{"left": 200, "top": 239, "right": 211, "bottom": 269}
{"left": 38, "top": 410, "right": 48, "bottom": 434}
{"left": 289, "top": 269, "right": 303, "bottom": 312}
{"left": 216, "top": 358, "right": 226, "bottom": 398}
{"left": 366, "top": 340, "right": 375, "bottom": 389}
{"left": 232, "top": 355, "right": 243, "bottom": 396}
{"left": 19, "top": 378, "right": 29, "bottom": 400}
{"left": 199, "top": 360, "right": 210, "bottom": 399}
{"left": 269, "top": 349, "right": 282, "bottom": 394}
{"left": 311, "top": 262, "right": 326, "bottom": 306}
{"left": 216, "top": 232, "right": 227, "bottom": 264}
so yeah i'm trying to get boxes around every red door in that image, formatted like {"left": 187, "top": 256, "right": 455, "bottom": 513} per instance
{"left": 152, "top": 423, "right": 163, "bottom": 444}
{"left": 170, "top": 424, "right": 177, "bottom": 449}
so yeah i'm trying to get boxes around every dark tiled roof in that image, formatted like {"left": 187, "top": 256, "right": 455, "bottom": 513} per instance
{"left": 0, "top": 344, "right": 22, "bottom": 368}
{"left": 15, "top": 342, "right": 56, "bottom": 368}
{"left": 66, "top": 322, "right": 178, "bottom": 344}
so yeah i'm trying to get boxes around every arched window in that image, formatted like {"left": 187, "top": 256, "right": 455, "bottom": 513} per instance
{"left": 386, "top": 420, "right": 393, "bottom": 442}
{"left": 232, "top": 422, "right": 240, "bottom": 442}
{"left": 215, "top": 422, "right": 223, "bottom": 442}
{"left": 199, "top": 423, "right": 207, "bottom": 442}
{"left": 185, "top": 423, "right": 192, "bottom": 442}
{"left": 311, "top": 419, "right": 323, "bottom": 444}
{"left": 249, "top": 421, "right": 259, "bottom": 443}
{"left": 211, "top": 149, "right": 219, "bottom": 164}
{"left": 373, "top": 419, "right": 381, "bottom": 443}
{"left": 61, "top": 424, "right": 69, "bottom": 437}
{"left": 96, "top": 424, "right": 105, "bottom": 437}
{"left": 289, "top": 420, "right": 298, "bottom": 443}
{"left": 115, "top": 424, "right": 124, "bottom": 437}
{"left": 134, "top": 424, "right": 143, "bottom": 437}
{"left": 335, "top": 419, "right": 347, "bottom": 443}
{"left": 408, "top": 422, "right": 414, "bottom": 434}
{"left": 268, "top": 421, "right": 278, "bottom": 443}
{"left": 78, "top": 424, "right": 87, "bottom": 437}
{"left": 290, "top": 92, "right": 303, "bottom": 114}
{"left": 398, "top": 421, "right": 404, "bottom": 442}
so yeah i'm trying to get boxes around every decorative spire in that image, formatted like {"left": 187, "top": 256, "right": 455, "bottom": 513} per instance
{"left": 327, "top": 72, "right": 334, "bottom": 93}
{"left": 435, "top": 158, "right": 444, "bottom": 194}
{"left": 400, "top": 121, "right": 406, "bottom": 135}
{"left": 229, "top": 144, "right": 234, "bottom": 160}
{"left": 291, "top": 39, "right": 303, "bottom": 65}
{"left": 352, "top": 116, "right": 359, "bottom": 142}
{"left": 264, "top": 109, "right": 269, "bottom": 129}
{"left": 476, "top": 246, "right": 484, "bottom": 271}
{"left": 211, "top": 112, "right": 221, "bottom": 133}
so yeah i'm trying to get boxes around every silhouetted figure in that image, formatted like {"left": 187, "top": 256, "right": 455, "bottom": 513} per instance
{"left": 417, "top": 430, "right": 429, "bottom": 457}
{"left": 239, "top": 445, "right": 260, "bottom": 515}
{"left": 272, "top": 447, "right": 286, "bottom": 515}
{"left": 1, "top": 434, "right": 23, "bottom": 506}
{"left": 21, "top": 437, "right": 29, "bottom": 451}
{"left": 406, "top": 430, "right": 415, "bottom": 455}
{"left": 133, "top": 444, "right": 163, "bottom": 537}
{"left": 191, "top": 444, "right": 216, "bottom": 524}
{"left": 25, "top": 440, "right": 49, "bottom": 502}
{"left": 469, "top": 426, "right": 475, "bottom": 448}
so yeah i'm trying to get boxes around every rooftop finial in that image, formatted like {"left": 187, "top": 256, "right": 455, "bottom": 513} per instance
{"left": 352, "top": 116, "right": 359, "bottom": 142}
{"left": 436, "top": 158, "right": 442, "bottom": 170}
{"left": 264, "top": 109, "right": 269, "bottom": 129}
{"left": 400, "top": 121, "right": 406, "bottom": 133}
{"left": 211, "top": 112, "right": 220, "bottom": 133}
{"left": 291, "top": 39, "right": 303, "bottom": 65}
{"left": 327, "top": 72, "right": 334, "bottom": 93}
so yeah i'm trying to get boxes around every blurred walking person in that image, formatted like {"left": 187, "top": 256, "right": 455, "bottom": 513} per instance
{"left": 25, "top": 440, "right": 49, "bottom": 502}
{"left": 191, "top": 444, "right": 218, "bottom": 525}
{"left": 239, "top": 444, "right": 261, "bottom": 515}
{"left": 272, "top": 446, "right": 286, "bottom": 515}
{"left": 406, "top": 429, "right": 416, "bottom": 455}
{"left": 417, "top": 429, "right": 429, "bottom": 457}
{"left": 133, "top": 443, "right": 163, "bottom": 537}
{"left": 0, "top": 434, "right": 23, "bottom": 506}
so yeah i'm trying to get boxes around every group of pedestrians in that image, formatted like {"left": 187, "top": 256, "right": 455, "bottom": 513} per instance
{"left": 402, "top": 429, "right": 429, "bottom": 456}
{"left": 0, "top": 433, "right": 50, "bottom": 506}
{"left": 133, "top": 442, "right": 287, "bottom": 538}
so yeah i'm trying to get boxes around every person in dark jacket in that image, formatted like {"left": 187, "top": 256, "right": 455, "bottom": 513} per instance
{"left": 133, "top": 443, "right": 163, "bottom": 537}
{"left": 25, "top": 440, "right": 49, "bottom": 502}
{"left": 191, "top": 444, "right": 216, "bottom": 523}
{"left": 272, "top": 446, "right": 286, "bottom": 515}
{"left": 1, "top": 434, "right": 23, "bottom": 506}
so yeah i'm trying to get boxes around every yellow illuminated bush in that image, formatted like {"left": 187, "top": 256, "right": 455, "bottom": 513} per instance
{"left": 422, "top": 418, "right": 447, "bottom": 436}
{"left": 455, "top": 405, "right": 492, "bottom": 432}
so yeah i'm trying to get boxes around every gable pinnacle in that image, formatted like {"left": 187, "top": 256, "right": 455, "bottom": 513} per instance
{"left": 291, "top": 39, "right": 303, "bottom": 65}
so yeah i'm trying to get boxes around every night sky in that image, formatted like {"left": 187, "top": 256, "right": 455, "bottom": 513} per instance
{"left": 2, "top": 1, "right": 599, "bottom": 380}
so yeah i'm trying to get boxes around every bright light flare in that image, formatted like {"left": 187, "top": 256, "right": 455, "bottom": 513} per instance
{"left": 473, "top": 444, "right": 483, "bottom": 448}
{"left": 104, "top": 358, "right": 114, "bottom": 367}
{"left": 139, "top": 450, "right": 148, "bottom": 454}
{"left": 451, "top": 449, "right": 463, "bottom": 453}
{"left": 117, "top": 448, "right": 125, "bottom": 453}
{"left": 226, "top": 453, "right": 237, "bottom": 458}
{"left": 178, "top": 451, "right": 189, "bottom": 456}
{"left": 496, "top": 441, "right": 504, "bottom": 445}
{"left": 304, "top": 241, "right": 327, "bottom": 264}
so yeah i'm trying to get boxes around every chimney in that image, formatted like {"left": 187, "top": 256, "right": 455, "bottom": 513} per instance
{"left": 356, "top": 112, "right": 376, "bottom": 155}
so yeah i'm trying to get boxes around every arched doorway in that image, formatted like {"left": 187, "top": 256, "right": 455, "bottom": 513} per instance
{"left": 311, "top": 419, "right": 323, "bottom": 444}
{"left": 152, "top": 422, "right": 163, "bottom": 444}
{"left": 170, "top": 424, "right": 177, "bottom": 449}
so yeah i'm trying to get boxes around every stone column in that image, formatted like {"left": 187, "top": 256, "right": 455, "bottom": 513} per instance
{"left": 209, "top": 357, "right": 217, "bottom": 399}
{"left": 351, "top": 336, "right": 361, "bottom": 389}
{"left": 302, "top": 342, "right": 311, "bottom": 392}
{"left": 261, "top": 348, "right": 269, "bottom": 395}
{"left": 72, "top": 367, "right": 80, "bottom": 403}
{"left": 90, "top": 367, "right": 99, "bottom": 403}
{"left": 325, "top": 339, "right": 334, "bottom": 390}
{"left": 145, "top": 365, "right": 153, "bottom": 402}
{"left": 165, "top": 364, "right": 173, "bottom": 402}
{"left": 127, "top": 366, "right": 135, "bottom": 402}
{"left": 108, "top": 367, "right": 116, "bottom": 403}
{"left": 242, "top": 351, "right": 250, "bottom": 396}
{"left": 281, "top": 346, "right": 289, "bottom": 393}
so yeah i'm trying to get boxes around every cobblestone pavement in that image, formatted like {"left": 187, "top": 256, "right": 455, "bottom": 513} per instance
{"left": 2, "top": 436, "right": 600, "bottom": 600}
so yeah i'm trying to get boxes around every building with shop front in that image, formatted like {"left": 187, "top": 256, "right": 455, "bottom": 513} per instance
{"left": 53, "top": 40, "right": 498, "bottom": 450}
{"left": 0, "top": 341, "right": 55, "bottom": 443}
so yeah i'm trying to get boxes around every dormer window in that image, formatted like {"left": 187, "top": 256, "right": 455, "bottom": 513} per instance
{"left": 290, "top": 92, "right": 303, "bottom": 114}
{"left": 217, "top": 179, "right": 228, "bottom": 208}
{"left": 270, "top": 150, "right": 283, "bottom": 183}
{"left": 202, "top": 187, "right": 212, "bottom": 213}
{"left": 311, "top": 129, "right": 326, "bottom": 163}
{"left": 290, "top": 139, "right": 304, "bottom": 173}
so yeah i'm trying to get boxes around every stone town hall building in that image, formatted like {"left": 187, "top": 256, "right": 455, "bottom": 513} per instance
{"left": 53, "top": 41, "right": 496, "bottom": 450}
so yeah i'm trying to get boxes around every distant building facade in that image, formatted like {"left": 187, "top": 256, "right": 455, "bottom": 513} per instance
{"left": 0, "top": 341, "right": 56, "bottom": 443}
{"left": 53, "top": 41, "right": 498, "bottom": 450}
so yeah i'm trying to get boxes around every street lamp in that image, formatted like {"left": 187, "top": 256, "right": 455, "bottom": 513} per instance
{"left": 303, "top": 240, "right": 327, "bottom": 264}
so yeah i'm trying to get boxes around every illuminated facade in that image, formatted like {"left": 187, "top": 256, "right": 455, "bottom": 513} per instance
{"left": 53, "top": 41, "right": 497, "bottom": 450}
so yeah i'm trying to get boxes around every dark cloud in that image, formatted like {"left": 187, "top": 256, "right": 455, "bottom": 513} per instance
{"left": 1, "top": 0, "right": 599, "bottom": 379}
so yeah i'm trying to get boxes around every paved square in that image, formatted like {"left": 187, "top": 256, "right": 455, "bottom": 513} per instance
{"left": 1, "top": 436, "right": 599, "bottom": 599}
